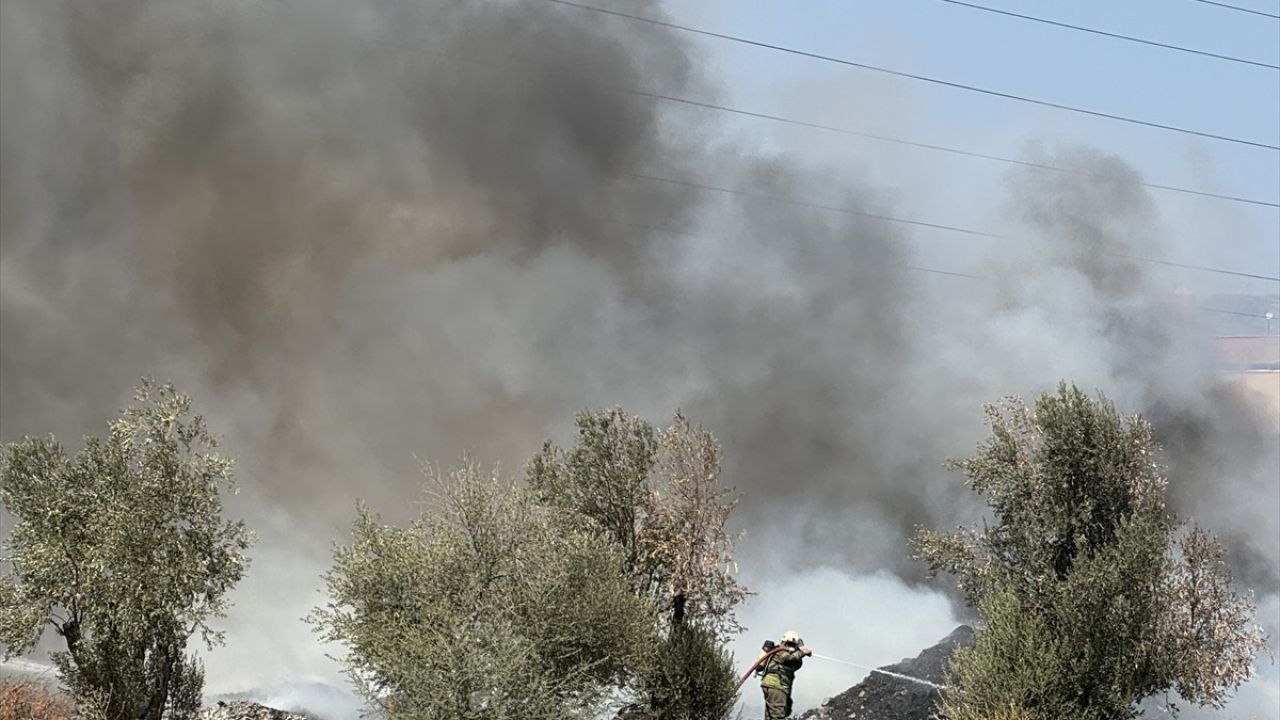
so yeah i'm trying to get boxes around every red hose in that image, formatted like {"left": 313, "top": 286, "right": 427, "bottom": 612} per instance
{"left": 735, "top": 645, "right": 788, "bottom": 691}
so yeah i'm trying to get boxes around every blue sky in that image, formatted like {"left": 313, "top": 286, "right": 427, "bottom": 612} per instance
{"left": 646, "top": 0, "right": 1280, "bottom": 296}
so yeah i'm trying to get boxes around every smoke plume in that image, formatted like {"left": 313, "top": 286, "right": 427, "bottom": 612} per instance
{"left": 2, "top": 0, "right": 1275, "bottom": 715}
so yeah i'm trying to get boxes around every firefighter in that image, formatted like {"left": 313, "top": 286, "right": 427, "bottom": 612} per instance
{"left": 759, "top": 629, "right": 811, "bottom": 719}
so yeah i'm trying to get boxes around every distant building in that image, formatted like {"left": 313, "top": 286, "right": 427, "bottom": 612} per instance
{"left": 1216, "top": 336, "right": 1280, "bottom": 431}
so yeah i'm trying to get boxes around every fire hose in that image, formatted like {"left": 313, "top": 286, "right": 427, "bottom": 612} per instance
{"left": 735, "top": 647, "right": 944, "bottom": 692}
{"left": 734, "top": 645, "right": 789, "bottom": 691}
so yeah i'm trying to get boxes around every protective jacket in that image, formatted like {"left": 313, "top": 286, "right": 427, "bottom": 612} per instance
{"left": 758, "top": 646, "right": 805, "bottom": 693}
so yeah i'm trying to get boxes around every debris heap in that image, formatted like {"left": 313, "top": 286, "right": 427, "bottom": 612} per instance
{"left": 800, "top": 626, "right": 974, "bottom": 720}
{"left": 200, "top": 700, "right": 312, "bottom": 720}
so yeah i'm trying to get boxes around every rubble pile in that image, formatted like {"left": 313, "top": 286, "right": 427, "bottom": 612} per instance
{"left": 800, "top": 626, "right": 974, "bottom": 720}
{"left": 200, "top": 700, "right": 313, "bottom": 720}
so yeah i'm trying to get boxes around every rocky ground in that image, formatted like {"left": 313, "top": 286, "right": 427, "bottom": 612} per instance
{"left": 799, "top": 625, "right": 974, "bottom": 720}
{"left": 200, "top": 700, "right": 313, "bottom": 720}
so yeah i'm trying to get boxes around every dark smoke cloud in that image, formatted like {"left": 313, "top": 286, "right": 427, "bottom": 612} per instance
{"left": 2, "top": 0, "right": 1274, "bottom": 713}
{"left": 1, "top": 0, "right": 714, "bottom": 517}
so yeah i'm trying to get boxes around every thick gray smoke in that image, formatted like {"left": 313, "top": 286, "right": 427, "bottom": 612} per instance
{"left": 2, "top": 0, "right": 1275, "bottom": 716}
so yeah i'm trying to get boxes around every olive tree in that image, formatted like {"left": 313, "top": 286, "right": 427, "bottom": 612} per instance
{"left": 914, "top": 383, "right": 1267, "bottom": 720}
{"left": 527, "top": 409, "right": 745, "bottom": 718}
{"left": 527, "top": 409, "right": 747, "bottom": 636}
{"left": 310, "top": 461, "right": 654, "bottom": 720}
{"left": 0, "top": 379, "right": 253, "bottom": 720}
{"left": 628, "top": 623, "right": 738, "bottom": 720}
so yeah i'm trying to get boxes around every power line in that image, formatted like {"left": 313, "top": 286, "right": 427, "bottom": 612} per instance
{"left": 622, "top": 170, "right": 1280, "bottom": 282}
{"left": 628, "top": 210, "right": 1277, "bottom": 288}
{"left": 618, "top": 218, "right": 988, "bottom": 279}
{"left": 938, "top": 0, "right": 1279, "bottom": 70}
{"left": 897, "top": 264, "right": 988, "bottom": 279}
{"left": 253, "top": 0, "right": 1280, "bottom": 207}
{"left": 1189, "top": 0, "right": 1280, "bottom": 19}
{"left": 1106, "top": 252, "right": 1280, "bottom": 281}
{"left": 632, "top": 90, "right": 1280, "bottom": 209}
{"left": 1197, "top": 306, "right": 1277, "bottom": 318}
{"left": 538, "top": 0, "right": 1280, "bottom": 151}
{"left": 355, "top": 32, "right": 1277, "bottom": 208}
{"left": 259, "top": 0, "right": 1280, "bottom": 276}
{"left": 623, "top": 171, "right": 1003, "bottom": 239}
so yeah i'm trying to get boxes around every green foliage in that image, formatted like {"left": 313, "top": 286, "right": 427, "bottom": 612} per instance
{"left": 152, "top": 653, "right": 203, "bottom": 720}
{"left": 527, "top": 408, "right": 658, "bottom": 580}
{"left": 632, "top": 623, "right": 738, "bottom": 720}
{"left": 320, "top": 408, "right": 748, "bottom": 719}
{"left": 942, "top": 587, "right": 1071, "bottom": 720}
{"left": 310, "top": 461, "right": 654, "bottom": 720}
{"left": 527, "top": 409, "right": 746, "bottom": 637}
{"left": 915, "top": 383, "right": 1267, "bottom": 720}
{"left": 0, "top": 379, "right": 253, "bottom": 720}
{"left": 527, "top": 409, "right": 748, "bottom": 716}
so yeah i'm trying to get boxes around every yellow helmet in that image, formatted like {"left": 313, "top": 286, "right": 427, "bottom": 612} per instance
{"left": 781, "top": 630, "right": 803, "bottom": 645}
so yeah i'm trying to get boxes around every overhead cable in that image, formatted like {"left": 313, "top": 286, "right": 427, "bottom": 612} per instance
{"left": 617, "top": 218, "right": 987, "bottom": 279}
{"left": 538, "top": 0, "right": 1280, "bottom": 151}
{"left": 938, "top": 0, "right": 1279, "bottom": 70}
{"left": 259, "top": 0, "right": 1279, "bottom": 207}
{"left": 367, "top": 36, "right": 1278, "bottom": 208}
{"left": 622, "top": 170, "right": 1280, "bottom": 282}
{"left": 1189, "top": 0, "right": 1280, "bottom": 19}
{"left": 622, "top": 171, "right": 1003, "bottom": 239}
{"left": 632, "top": 91, "right": 1280, "bottom": 209}
{"left": 1197, "top": 306, "right": 1278, "bottom": 318}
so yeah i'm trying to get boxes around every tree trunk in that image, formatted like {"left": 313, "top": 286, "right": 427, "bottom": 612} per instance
{"left": 141, "top": 644, "right": 174, "bottom": 720}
